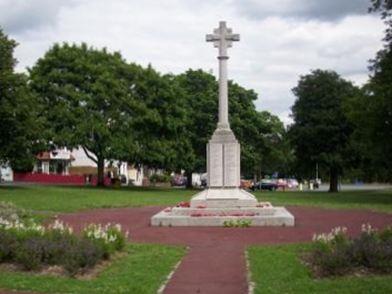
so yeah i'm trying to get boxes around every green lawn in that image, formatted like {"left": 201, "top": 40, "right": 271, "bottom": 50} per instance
{"left": 0, "top": 185, "right": 195, "bottom": 212}
{"left": 0, "top": 243, "right": 185, "bottom": 294}
{"left": 247, "top": 244, "right": 392, "bottom": 294}
{"left": 254, "top": 189, "right": 392, "bottom": 213}
{"left": 0, "top": 185, "right": 391, "bottom": 214}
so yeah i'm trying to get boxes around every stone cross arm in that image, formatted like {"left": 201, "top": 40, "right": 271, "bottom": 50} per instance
{"left": 206, "top": 21, "right": 240, "bottom": 52}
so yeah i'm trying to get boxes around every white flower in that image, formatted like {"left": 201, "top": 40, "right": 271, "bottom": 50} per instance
{"left": 361, "top": 223, "right": 375, "bottom": 234}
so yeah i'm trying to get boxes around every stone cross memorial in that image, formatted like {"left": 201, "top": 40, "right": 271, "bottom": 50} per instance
{"left": 151, "top": 21, "right": 295, "bottom": 226}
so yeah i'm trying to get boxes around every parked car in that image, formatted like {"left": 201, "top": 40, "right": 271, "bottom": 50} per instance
{"left": 171, "top": 175, "right": 187, "bottom": 187}
{"left": 276, "top": 178, "right": 288, "bottom": 189}
{"left": 252, "top": 179, "right": 278, "bottom": 191}
{"left": 287, "top": 179, "right": 299, "bottom": 189}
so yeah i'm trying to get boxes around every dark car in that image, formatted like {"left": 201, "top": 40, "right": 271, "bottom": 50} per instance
{"left": 252, "top": 179, "right": 278, "bottom": 191}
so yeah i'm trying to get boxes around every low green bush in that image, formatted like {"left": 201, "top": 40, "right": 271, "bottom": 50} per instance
{"left": 0, "top": 201, "right": 30, "bottom": 222}
{"left": 223, "top": 219, "right": 252, "bottom": 227}
{"left": 0, "top": 230, "right": 18, "bottom": 262}
{"left": 0, "top": 218, "right": 129, "bottom": 276}
{"left": 82, "top": 223, "right": 127, "bottom": 259}
{"left": 15, "top": 237, "right": 46, "bottom": 270}
{"left": 307, "top": 225, "right": 392, "bottom": 277}
{"left": 149, "top": 173, "right": 171, "bottom": 183}
{"left": 62, "top": 238, "right": 104, "bottom": 275}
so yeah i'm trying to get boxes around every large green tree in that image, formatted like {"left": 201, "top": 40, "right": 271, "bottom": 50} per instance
{"left": 129, "top": 66, "right": 191, "bottom": 172}
{"left": 362, "top": 0, "right": 392, "bottom": 180}
{"left": 289, "top": 70, "right": 358, "bottom": 192}
{"left": 29, "top": 43, "right": 144, "bottom": 186}
{"left": 175, "top": 69, "right": 217, "bottom": 186}
{"left": 176, "top": 69, "right": 289, "bottom": 186}
{"left": 344, "top": 0, "right": 392, "bottom": 182}
{"left": 0, "top": 28, "right": 43, "bottom": 172}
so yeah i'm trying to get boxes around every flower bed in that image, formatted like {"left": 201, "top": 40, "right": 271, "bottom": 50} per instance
{"left": 190, "top": 212, "right": 257, "bottom": 217}
{"left": 176, "top": 201, "right": 190, "bottom": 208}
{"left": 305, "top": 224, "right": 392, "bottom": 278}
{"left": 0, "top": 217, "right": 128, "bottom": 276}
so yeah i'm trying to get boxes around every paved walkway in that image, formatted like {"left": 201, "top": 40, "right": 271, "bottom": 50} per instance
{"left": 56, "top": 206, "right": 392, "bottom": 294}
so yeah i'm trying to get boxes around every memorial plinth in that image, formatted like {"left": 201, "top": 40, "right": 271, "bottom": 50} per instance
{"left": 151, "top": 21, "right": 294, "bottom": 227}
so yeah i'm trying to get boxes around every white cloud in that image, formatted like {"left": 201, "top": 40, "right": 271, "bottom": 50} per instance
{"left": 0, "top": 0, "right": 385, "bottom": 125}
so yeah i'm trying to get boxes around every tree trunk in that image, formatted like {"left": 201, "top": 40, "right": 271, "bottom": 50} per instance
{"left": 97, "top": 157, "right": 105, "bottom": 187}
{"left": 329, "top": 167, "right": 338, "bottom": 193}
{"left": 185, "top": 170, "right": 193, "bottom": 189}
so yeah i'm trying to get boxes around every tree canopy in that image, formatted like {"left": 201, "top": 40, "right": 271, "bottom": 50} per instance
{"left": 289, "top": 70, "right": 358, "bottom": 192}
{"left": 29, "top": 43, "right": 145, "bottom": 185}
{"left": 0, "top": 28, "right": 43, "bottom": 171}
{"left": 343, "top": 0, "right": 392, "bottom": 182}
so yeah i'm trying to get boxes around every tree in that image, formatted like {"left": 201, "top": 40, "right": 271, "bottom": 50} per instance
{"left": 175, "top": 69, "right": 218, "bottom": 187}
{"left": 370, "top": 0, "right": 392, "bottom": 44}
{"left": 0, "top": 28, "right": 43, "bottom": 171}
{"left": 228, "top": 83, "right": 291, "bottom": 180}
{"left": 176, "top": 69, "right": 289, "bottom": 187}
{"left": 344, "top": 1, "right": 392, "bottom": 182}
{"left": 360, "top": 0, "right": 392, "bottom": 180}
{"left": 29, "top": 43, "right": 143, "bottom": 186}
{"left": 289, "top": 70, "right": 358, "bottom": 192}
{"left": 129, "top": 66, "right": 191, "bottom": 172}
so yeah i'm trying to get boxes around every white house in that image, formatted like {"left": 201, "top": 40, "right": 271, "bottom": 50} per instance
{"left": 69, "top": 147, "right": 144, "bottom": 186}
{"left": 0, "top": 164, "right": 13, "bottom": 182}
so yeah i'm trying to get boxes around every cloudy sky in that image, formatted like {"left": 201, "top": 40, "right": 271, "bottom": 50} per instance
{"left": 0, "top": 0, "right": 385, "bottom": 124}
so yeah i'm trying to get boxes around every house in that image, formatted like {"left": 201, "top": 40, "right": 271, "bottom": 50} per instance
{"left": 34, "top": 149, "right": 74, "bottom": 175}
{"left": 0, "top": 164, "right": 13, "bottom": 182}
{"left": 7, "top": 146, "right": 145, "bottom": 186}
{"left": 68, "top": 147, "right": 144, "bottom": 186}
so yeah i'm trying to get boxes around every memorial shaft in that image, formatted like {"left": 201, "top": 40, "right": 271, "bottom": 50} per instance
{"left": 218, "top": 54, "right": 229, "bottom": 128}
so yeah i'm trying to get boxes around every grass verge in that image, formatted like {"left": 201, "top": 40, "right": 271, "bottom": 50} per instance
{"left": 0, "top": 185, "right": 195, "bottom": 212}
{"left": 247, "top": 243, "right": 392, "bottom": 294}
{"left": 254, "top": 189, "right": 392, "bottom": 213}
{"left": 0, "top": 185, "right": 391, "bottom": 214}
{"left": 0, "top": 243, "right": 186, "bottom": 294}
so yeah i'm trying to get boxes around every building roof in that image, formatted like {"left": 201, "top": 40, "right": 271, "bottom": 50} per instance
{"left": 36, "top": 150, "right": 75, "bottom": 161}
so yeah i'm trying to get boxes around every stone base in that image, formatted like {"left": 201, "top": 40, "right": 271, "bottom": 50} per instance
{"left": 151, "top": 206, "right": 294, "bottom": 227}
{"left": 190, "top": 188, "right": 258, "bottom": 208}
{"left": 151, "top": 188, "right": 295, "bottom": 227}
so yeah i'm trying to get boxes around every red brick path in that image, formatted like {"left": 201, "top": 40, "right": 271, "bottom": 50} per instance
{"left": 55, "top": 206, "right": 392, "bottom": 294}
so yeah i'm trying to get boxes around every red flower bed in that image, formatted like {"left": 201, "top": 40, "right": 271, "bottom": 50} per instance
{"left": 190, "top": 212, "right": 257, "bottom": 217}
{"left": 176, "top": 201, "right": 190, "bottom": 208}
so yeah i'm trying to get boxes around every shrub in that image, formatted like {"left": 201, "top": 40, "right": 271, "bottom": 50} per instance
{"left": 223, "top": 219, "right": 252, "bottom": 228}
{"left": 0, "top": 201, "right": 29, "bottom": 222}
{"left": 350, "top": 228, "right": 392, "bottom": 273}
{"left": 149, "top": 173, "right": 171, "bottom": 183}
{"left": 15, "top": 237, "right": 46, "bottom": 270}
{"left": 83, "top": 223, "right": 127, "bottom": 258}
{"left": 307, "top": 225, "right": 392, "bottom": 278}
{"left": 62, "top": 238, "right": 104, "bottom": 276}
{"left": 0, "top": 218, "right": 129, "bottom": 276}
{"left": 0, "top": 229, "right": 18, "bottom": 262}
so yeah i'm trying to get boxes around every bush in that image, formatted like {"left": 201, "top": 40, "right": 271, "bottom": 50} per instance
{"left": 149, "top": 173, "right": 171, "bottom": 183}
{"left": 0, "top": 201, "right": 29, "bottom": 222}
{"left": 83, "top": 223, "right": 127, "bottom": 258}
{"left": 307, "top": 225, "right": 392, "bottom": 277}
{"left": 62, "top": 238, "right": 104, "bottom": 276}
{"left": 0, "top": 218, "right": 129, "bottom": 276}
{"left": 351, "top": 230, "right": 392, "bottom": 273}
{"left": 0, "top": 229, "right": 18, "bottom": 262}
{"left": 15, "top": 237, "right": 46, "bottom": 270}
{"left": 223, "top": 219, "right": 252, "bottom": 228}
